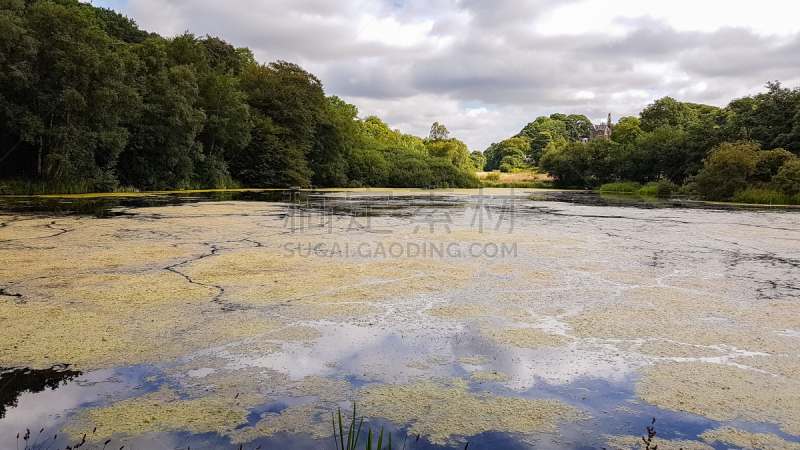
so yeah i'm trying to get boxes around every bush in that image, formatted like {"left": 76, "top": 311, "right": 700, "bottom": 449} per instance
{"left": 694, "top": 141, "right": 760, "bottom": 200}
{"left": 599, "top": 182, "right": 642, "bottom": 192}
{"left": 773, "top": 159, "right": 800, "bottom": 195}
{"left": 637, "top": 180, "right": 678, "bottom": 198}
{"left": 484, "top": 172, "right": 500, "bottom": 181}
{"left": 637, "top": 185, "right": 659, "bottom": 196}
{"left": 753, "top": 148, "right": 797, "bottom": 183}
{"left": 499, "top": 163, "right": 513, "bottom": 173}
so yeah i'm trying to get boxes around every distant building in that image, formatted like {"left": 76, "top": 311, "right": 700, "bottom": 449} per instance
{"left": 589, "top": 113, "right": 612, "bottom": 141}
{"left": 590, "top": 123, "right": 611, "bottom": 140}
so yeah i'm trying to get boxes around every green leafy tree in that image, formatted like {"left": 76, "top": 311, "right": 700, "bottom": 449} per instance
{"left": 724, "top": 81, "right": 800, "bottom": 153}
{"left": 428, "top": 122, "right": 449, "bottom": 140}
{"left": 117, "top": 36, "right": 206, "bottom": 190}
{"left": 310, "top": 96, "right": 360, "bottom": 187}
{"left": 752, "top": 148, "right": 797, "bottom": 184}
{"left": 469, "top": 150, "right": 487, "bottom": 171}
{"left": 640, "top": 97, "right": 696, "bottom": 132}
{"left": 611, "top": 117, "right": 644, "bottom": 145}
{"left": 484, "top": 137, "right": 528, "bottom": 171}
{"left": 550, "top": 113, "right": 592, "bottom": 141}
{"left": 633, "top": 128, "right": 693, "bottom": 183}
{"left": 424, "top": 138, "right": 470, "bottom": 169}
{"left": 515, "top": 116, "right": 568, "bottom": 162}
{"left": 194, "top": 68, "right": 251, "bottom": 187}
{"left": 91, "top": 6, "right": 153, "bottom": 44}
{"left": 200, "top": 35, "right": 243, "bottom": 74}
{"left": 567, "top": 114, "right": 592, "bottom": 140}
{"left": 228, "top": 116, "right": 310, "bottom": 187}
{"left": 539, "top": 141, "right": 589, "bottom": 187}
{"left": 231, "top": 60, "right": 326, "bottom": 187}
{"left": 0, "top": 0, "right": 139, "bottom": 189}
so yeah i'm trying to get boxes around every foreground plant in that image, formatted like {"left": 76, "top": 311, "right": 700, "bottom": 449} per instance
{"left": 333, "top": 403, "right": 406, "bottom": 450}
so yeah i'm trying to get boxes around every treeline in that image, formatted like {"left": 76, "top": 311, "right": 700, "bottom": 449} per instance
{"left": 481, "top": 114, "right": 592, "bottom": 172}
{"left": 0, "top": 0, "right": 479, "bottom": 193}
{"left": 485, "top": 83, "right": 800, "bottom": 202}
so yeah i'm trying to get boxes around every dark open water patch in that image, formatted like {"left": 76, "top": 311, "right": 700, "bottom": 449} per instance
{"left": 2, "top": 188, "right": 796, "bottom": 221}
{"left": 0, "top": 365, "right": 81, "bottom": 420}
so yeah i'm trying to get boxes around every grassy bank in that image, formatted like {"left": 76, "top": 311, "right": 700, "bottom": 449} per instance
{"left": 731, "top": 189, "right": 800, "bottom": 205}
{"left": 599, "top": 181, "right": 678, "bottom": 199}
{"left": 0, "top": 176, "right": 243, "bottom": 196}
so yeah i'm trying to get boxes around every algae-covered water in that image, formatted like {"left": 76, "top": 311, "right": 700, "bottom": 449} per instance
{"left": 1, "top": 189, "right": 800, "bottom": 449}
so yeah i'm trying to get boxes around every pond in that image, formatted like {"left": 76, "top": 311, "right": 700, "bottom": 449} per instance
{"left": 1, "top": 188, "right": 799, "bottom": 450}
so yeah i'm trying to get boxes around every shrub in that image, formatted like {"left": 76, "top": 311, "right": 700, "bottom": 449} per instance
{"left": 484, "top": 172, "right": 500, "bottom": 181}
{"left": 599, "top": 182, "right": 642, "bottom": 192}
{"left": 637, "top": 180, "right": 678, "bottom": 198}
{"left": 773, "top": 159, "right": 800, "bottom": 195}
{"left": 753, "top": 148, "right": 797, "bottom": 183}
{"left": 694, "top": 141, "right": 760, "bottom": 200}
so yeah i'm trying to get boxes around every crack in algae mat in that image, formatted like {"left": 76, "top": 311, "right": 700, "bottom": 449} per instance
{"left": 1, "top": 190, "right": 800, "bottom": 449}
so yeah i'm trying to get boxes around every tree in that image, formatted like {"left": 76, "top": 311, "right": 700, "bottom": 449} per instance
{"left": 428, "top": 122, "right": 449, "bottom": 140}
{"left": 611, "top": 117, "right": 644, "bottom": 145}
{"left": 228, "top": 115, "right": 310, "bottom": 187}
{"left": 200, "top": 35, "right": 243, "bottom": 74}
{"left": 567, "top": 114, "right": 592, "bottom": 140}
{"left": 633, "top": 128, "right": 693, "bottom": 184}
{"left": 469, "top": 151, "right": 486, "bottom": 171}
{"left": 693, "top": 141, "right": 760, "bottom": 200}
{"left": 550, "top": 113, "right": 591, "bottom": 141}
{"left": 539, "top": 141, "right": 589, "bottom": 187}
{"left": 752, "top": 148, "right": 797, "bottom": 184}
{"left": 231, "top": 60, "right": 326, "bottom": 187}
{"left": 483, "top": 137, "right": 528, "bottom": 171}
{"left": 91, "top": 6, "right": 152, "bottom": 44}
{"left": 640, "top": 97, "right": 696, "bottom": 132}
{"left": 424, "top": 138, "right": 469, "bottom": 169}
{"left": 194, "top": 68, "right": 251, "bottom": 187}
{"left": 310, "top": 96, "right": 360, "bottom": 187}
{"left": 117, "top": 36, "right": 206, "bottom": 190}
{"left": 0, "top": 0, "right": 139, "bottom": 188}
{"left": 725, "top": 81, "right": 800, "bottom": 154}
{"left": 515, "top": 116, "right": 568, "bottom": 163}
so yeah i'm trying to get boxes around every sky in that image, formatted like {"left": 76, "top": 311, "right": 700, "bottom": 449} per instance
{"left": 89, "top": 0, "right": 800, "bottom": 152}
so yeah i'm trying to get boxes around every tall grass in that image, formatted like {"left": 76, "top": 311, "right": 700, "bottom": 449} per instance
{"left": 731, "top": 188, "right": 800, "bottom": 205}
{"left": 0, "top": 179, "right": 94, "bottom": 195}
{"left": 333, "top": 403, "right": 406, "bottom": 450}
{"left": 598, "top": 182, "right": 642, "bottom": 193}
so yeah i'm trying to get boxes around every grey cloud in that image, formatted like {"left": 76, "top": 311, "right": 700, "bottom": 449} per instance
{"left": 120, "top": 0, "right": 800, "bottom": 151}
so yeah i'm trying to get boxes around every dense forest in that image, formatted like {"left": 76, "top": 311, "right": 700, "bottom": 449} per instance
{"left": 484, "top": 84, "right": 800, "bottom": 202}
{"left": 0, "top": 0, "right": 479, "bottom": 193}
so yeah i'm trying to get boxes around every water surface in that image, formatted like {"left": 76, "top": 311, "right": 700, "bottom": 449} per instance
{"left": 1, "top": 189, "right": 799, "bottom": 449}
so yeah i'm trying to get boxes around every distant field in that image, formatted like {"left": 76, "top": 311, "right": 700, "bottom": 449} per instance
{"left": 476, "top": 171, "right": 553, "bottom": 182}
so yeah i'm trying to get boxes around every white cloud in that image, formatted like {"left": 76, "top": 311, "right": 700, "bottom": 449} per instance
{"left": 92, "top": 0, "right": 800, "bottom": 151}
{"left": 357, "top": 16, "right": 436, "bottom": 47}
